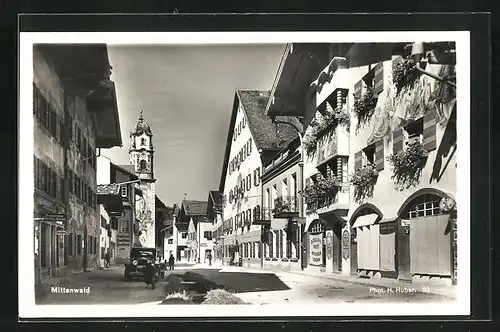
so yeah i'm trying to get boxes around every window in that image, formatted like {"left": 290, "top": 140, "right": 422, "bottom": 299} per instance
{"left": 254, "top": 168, "right": 261, "bottom": 186}
{"left": 120, "top": 219, "right": 129, "bottom": 233}
{"left": 168, "top": 239, "right": 174, "bottom": 244}
{"left": 204, "top": 231, "right": 212, "bottom": 240}
{"left": 68, "top": 233, "right": 73, "bottom": 256}
{"left": 121, "top": 185, "right": 127, "bottom": 198}
{"left": 140, "top": 160, "right": 147, "bottom": 171}
{"left": 77, "top": 234, "right": 82, "bottom": 255}
{"left": 282, "top": 178, "right": 288, "bottom": 197}
{"left": 404, "top": 118, "right": 424, "bottom": 148}
{"left": 246, "top": 174, "right": 251, "bottom": 191}
{"left": 181, "top": 232, "right": 188, "bottom": 239}
{"left": 362, "top": 144, "right": 376, "bottom": 167}
{"left": 247, "top": 209, "right": 251, "bottom": 225}
{"left": 141, "top": 138, "right": 146, "bottom": 146}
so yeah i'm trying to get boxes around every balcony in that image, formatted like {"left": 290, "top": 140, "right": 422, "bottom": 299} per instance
{"left": 301, "top": 176, "right": 349, "bottom": 214}
{"left": 272, "top": 196, "right": 300, "bottom": 219}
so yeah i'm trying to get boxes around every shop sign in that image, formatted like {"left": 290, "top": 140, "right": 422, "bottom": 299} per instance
{"left": 326, "top": 233, "right": 333, "bottom": 260}
{"left": 380, "top": 222, "right": 396, "bottom": 235}
{"left": 309, "top": 233, "right": 323, "bottom": 266}
{"left": 117, "top": 234, "right": 131, "bottom": 247}
{"left": 342, "top": 230, "right": 350, "bottom": 260}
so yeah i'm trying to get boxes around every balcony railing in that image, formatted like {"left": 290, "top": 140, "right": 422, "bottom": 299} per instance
{"left": 272, "top": 196, "right": 300, "bottom": 218}
{"left": 253, "top": 206, "right": 272, "bottom": 223}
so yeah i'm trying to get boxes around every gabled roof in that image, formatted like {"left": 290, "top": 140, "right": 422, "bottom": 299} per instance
{"left": 182, "top": 200, "right": 208, "bottom": 216}
{"left": 113, "top": 164, "right": 138, "bottom": 180}
{"left": 209, "top": 190, "right": 222, "bottom": 207}
{"left": 218, "top": 89, "right": 301, "bottom": 192}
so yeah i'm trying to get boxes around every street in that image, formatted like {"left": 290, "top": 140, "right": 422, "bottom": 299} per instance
{"left": 36, "top": 263, "right": 455, "bottom": 305}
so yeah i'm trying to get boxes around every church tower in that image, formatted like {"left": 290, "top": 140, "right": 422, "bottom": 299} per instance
{"left": 129, "top": 111, "right": 156, "bottom": 248}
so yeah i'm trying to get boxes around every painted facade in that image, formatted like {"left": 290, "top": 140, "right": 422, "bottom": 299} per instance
{"left": 267, "top": 42, "right": 458, "bottom": 286}
{"left": 33, "top": 44, "right": 121, "bottom": 288}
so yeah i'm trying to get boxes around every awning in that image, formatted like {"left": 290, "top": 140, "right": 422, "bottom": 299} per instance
{"left": 271, "top": 218, "right": 288, "bottom": 230}
{"left": 352, "top": 213, "right": 379, "bottom": 228}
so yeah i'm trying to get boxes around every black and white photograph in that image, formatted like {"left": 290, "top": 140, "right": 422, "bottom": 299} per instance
{"left": 19, "top": 31, "right": 470, "bottom": 318}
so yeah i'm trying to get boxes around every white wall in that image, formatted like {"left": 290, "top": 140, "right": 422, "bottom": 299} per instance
{"left": 97, "top": 156, "right": 111, "bottom": 185}
{"left": 223, "top": 100, "right": 263, "bottom": 235}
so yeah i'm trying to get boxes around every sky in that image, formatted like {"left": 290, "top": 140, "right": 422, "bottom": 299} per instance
{"left": 104, "top": 44, "right": 285, "bottom": 206}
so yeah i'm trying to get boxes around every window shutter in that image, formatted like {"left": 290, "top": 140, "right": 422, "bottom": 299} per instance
{"left": 249, "top": 139, "right": 252, "bottom": 154}
{"left": 423, "top": 109, "right": 438, "bottom": 152}
{"left": 354, "top": 151, "right": 363, "bottom": 171}
{"left": 354, "top": 80, "right": 362, "bottom": 99}
{"left": 374, "top": 139, "right": 385, "bottom": 171}
{"left": 373, "top": 62, "right": 384, "bottom": 95}
{"left": 249, "top": 174, "right": 252, "bottom": 189}
{"left": 255, "top": 168, "right": 260, "bottom": 185}
{"left": 392, "top": 128, "right": 405, "bottom": 154}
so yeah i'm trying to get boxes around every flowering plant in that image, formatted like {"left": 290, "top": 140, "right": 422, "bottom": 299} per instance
{"left": 353, "top": 86, "right": 378, "bottom": 132}
{"left": 350, "top": 163, "right": 379, "bottom": 203}
{"left": 393, "top": 58, "right": 422, "bottom": 96}
{"left": 299, "top": 176, "right": 340, "bottom": 212}
{"left": 303, "top": 106, "right": 350, "bottom": 156}
{"left": 387, "top": 140, "right": 428, "bottom": 191}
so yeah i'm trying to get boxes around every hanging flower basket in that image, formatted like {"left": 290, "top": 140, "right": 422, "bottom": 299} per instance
{"left": 350, "top": 163, "right": 379, "bottom": 203}
{"left": 387, "top": 140, "right": 429, "bottom": 191}
{"left": 353, "top": 86, "right": 378, "bottom": 133}
{"left": 393, "top": 58, "right": 422, "bottom": 96}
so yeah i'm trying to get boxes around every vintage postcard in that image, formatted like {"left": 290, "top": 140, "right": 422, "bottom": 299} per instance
{"left": 19, "top": 31, "right": 470, "bottom": 318}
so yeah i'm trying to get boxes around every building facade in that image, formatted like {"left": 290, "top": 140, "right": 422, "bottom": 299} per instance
{"left": 261, "top": 138, "right": 303, "bottom": 272}
{"left": 266, "top": 42, "right": 458, "bottom": 286}
{"left": 218, "top": 90, "right": 300, "bottom": 268}
{"left": 175, "top": 200, "right": 208, "bottom": 261}
{"left": 33, "top": 44, "right": 121, "bottom": 286}
{"left": 96, "top": 157, "right": 141, "bottom": 265}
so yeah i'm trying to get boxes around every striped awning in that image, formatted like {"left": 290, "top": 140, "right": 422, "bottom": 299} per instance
{"left": 352, "top": 213, "right": 379, "bottom": 228}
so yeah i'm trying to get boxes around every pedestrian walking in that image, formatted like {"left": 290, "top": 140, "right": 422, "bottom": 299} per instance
{"left": 144, "top": 260, "right": 156, "bottom": 290}
{"left": 104, "top": 252, "right": 110, "bottom": 268}
{"left": 207, "top": 252, "right": 212, "bottom": 266}
{"left": 169, "top": 254, "right": 175, "bottom": 271}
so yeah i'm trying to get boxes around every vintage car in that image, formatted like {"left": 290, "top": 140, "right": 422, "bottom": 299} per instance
{"left": 124, "top": 247, "right": 166, "bottom": 281}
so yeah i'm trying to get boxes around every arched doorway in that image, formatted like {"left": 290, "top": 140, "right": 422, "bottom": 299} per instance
{"left": 308, "top": 219, "right": 326, "bottom": 267}
{"left": 397, "top": 190, "right": 452, "bottom": 282}
{"left": 349, "top": 204, "right": 383, "bottom": 277}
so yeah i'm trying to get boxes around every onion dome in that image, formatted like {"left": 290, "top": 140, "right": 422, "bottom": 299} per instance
{"left": 132, "top": 110, "right": 152, "bottom": 136}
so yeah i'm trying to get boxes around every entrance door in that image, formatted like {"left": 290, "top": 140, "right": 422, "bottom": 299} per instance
{"left": 350, "top": 227, "right": 358, "bottom": 275}
{"left": 332, "top": 223, "right": 342, "bottom": 272}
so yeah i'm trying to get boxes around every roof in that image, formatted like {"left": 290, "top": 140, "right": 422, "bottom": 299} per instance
{"left": 218, "top": 89, "right": 301, "bottom": 192}
{"left": 172, "top": 204, "right": 180, "bottom": 218}
{"left": 182, "top": 200, "right": 208, "bottom": 216}
{"left": 209, "top": 190, "right": 222, "bottom": 206}
{"left": 113, "top": 163, "right": 138, "bottom": 180}
{"left": 97, "top": 184, "right": 120, "bottom": 195}
{"left": 131, "top": 111, "right": 152, "bottom": 136}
